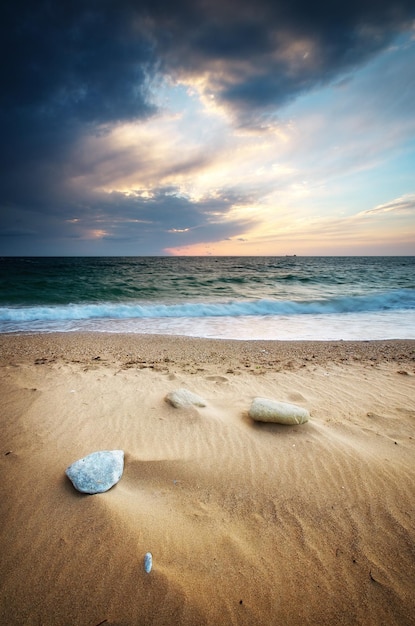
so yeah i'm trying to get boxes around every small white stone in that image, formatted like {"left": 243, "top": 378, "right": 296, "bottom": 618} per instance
{"left": 144, "top": 552, "right": 153, "bottom": 573}
{"left": 249, "top": 397, "right": 309, "bottom": 425}
{"left": 165, "top": 388, "right": 207, "bottom": 408}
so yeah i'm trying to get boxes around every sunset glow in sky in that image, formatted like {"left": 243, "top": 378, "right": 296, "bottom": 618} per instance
{"left": 1, "top": 1, "right": 414, "bottom": 255}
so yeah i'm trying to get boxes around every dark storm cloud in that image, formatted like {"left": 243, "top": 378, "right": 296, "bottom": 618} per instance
{"left": 0, "top": 0, "right": 158, "bottom": 237}
{"left": 96, "top": 188, "right": 257, "bottom": 246}
{"left": 0, "top": 0, "right": 414, "bottom": 253}
{"left": 82, "top": 186, "right": 258, "bottom": 242}
{"left": 0, "top": 184, "right": 258, "bottom": 255}
{"left": 151, "top": 0, "right": 415, "bottom": 120}
{"left": 1, "top": 0, "right": 155, "bottom": 123}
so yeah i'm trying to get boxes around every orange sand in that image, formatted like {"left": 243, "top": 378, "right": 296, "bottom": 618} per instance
{"left": 0, "top": 334, "right": 414, "bottom": 625}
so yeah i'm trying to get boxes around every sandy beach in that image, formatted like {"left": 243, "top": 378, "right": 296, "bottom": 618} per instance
{"left": 1, "top": 333, "right": 414, "bottom": 625}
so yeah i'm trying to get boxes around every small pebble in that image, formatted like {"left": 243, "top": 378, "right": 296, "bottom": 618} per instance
{"left": 144, "top": 552, "right": 153, "bottom": 573}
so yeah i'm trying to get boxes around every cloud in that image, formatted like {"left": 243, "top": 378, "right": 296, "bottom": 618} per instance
{"left": 1, "top": 1, "right": 156, "bottom": 123}
{"left": 1, "top": 0, "right": 414, "bottom": 254}
{"left": 360, "top": 194, "right": 415, "bottom": 216}
{"left": 151, "top": 0, "right": 415, "bottom": 125}
{"left": 0, "top": 181, "right": 259, "bottom": 255}
{"left": 3, "top": 0, "right": 414, "bottom": 134}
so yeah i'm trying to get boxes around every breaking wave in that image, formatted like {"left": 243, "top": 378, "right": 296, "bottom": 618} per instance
{"left": 1, "top": 289, "right": 414, "bottom": 325}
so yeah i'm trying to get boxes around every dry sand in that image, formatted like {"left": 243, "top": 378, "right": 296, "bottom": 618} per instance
{"left": 0, "top": 333, "right": 414, "bottom": 625}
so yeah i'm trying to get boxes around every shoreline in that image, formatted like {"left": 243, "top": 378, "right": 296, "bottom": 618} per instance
{"left": 1, "top": 332, "right": 414, "bottom": 369}
{"left": 1, "top": 332, "right": 414, "bottom": 625}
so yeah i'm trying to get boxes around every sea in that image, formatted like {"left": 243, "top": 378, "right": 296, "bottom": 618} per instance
{"left": 0, "top": 256, "right": 414, "bottom": 341}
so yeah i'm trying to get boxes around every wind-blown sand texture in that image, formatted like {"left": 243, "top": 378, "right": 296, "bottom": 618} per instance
{"left": 1, "top": 334, "right": 414, "bottom": 626}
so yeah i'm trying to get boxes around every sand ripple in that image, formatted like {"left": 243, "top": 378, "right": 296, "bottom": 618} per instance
{"left": 1, "top": 335, "right": 414, "bottom": 625}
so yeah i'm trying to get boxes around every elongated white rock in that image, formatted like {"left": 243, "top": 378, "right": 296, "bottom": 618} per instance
{"left": 144, "top": 552, "right": 153, "bottom": 573}
{"left": 165, "top": 388, "right": 206, "bottom": 408}
{"left": 65, "top": 450, "right": 124, "bottom": 494}
{"left": 249, "top": 397, "right": 309, "bottom": 425}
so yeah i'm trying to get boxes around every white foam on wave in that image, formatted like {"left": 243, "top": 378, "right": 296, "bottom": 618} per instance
{"left": 1, "top": 288, "right": 415, "bottom": 339}
{"left": 2, "top": 310, "right": 415, "bottom": 341}
{"left": 1, "top": 288, "right": 414, "bottom": 325}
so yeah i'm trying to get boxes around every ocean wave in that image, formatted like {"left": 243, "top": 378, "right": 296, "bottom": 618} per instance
{"left": 0, "top": 289, "right": 414, "bottom": 323}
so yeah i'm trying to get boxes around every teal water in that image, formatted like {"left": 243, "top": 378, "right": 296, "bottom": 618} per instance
{"left": 1, "top": 256, "right": 414, "bottom": 339}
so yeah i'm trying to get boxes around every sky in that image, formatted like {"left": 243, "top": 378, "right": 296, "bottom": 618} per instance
{"left": 1, "top": 0, "right": 415, "bottom": 256}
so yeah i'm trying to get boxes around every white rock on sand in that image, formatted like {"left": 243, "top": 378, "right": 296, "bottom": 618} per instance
{"left": 249, "top": 397, "right": 309, "bottom": 425}
{"left": 165, "top": 388, "right": 207, "bottom": 408}
{"left": 65, "top": 450, "right": 125, "bottom": 494}
{"left": 144, "top": 552, "right": 153, "bottom": 573}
